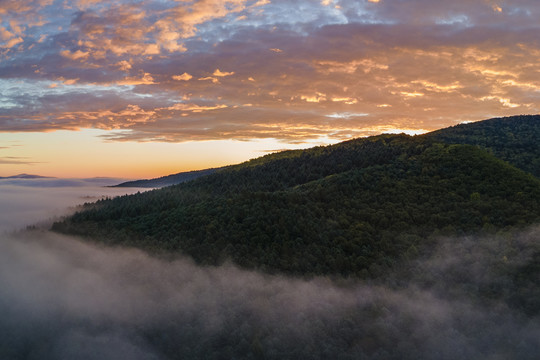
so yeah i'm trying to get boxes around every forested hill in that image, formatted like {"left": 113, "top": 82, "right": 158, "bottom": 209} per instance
{"left": 113, "top": 168, "right": 221, "bottom": 188}
{"left": 426, "top": 114, "right": 540, "bottom": 177}
{"left": 53, "top": 117, "right": 540, "bottom": 278}
{"left": 111, "top": 114, "right": 540, "bottom": 188}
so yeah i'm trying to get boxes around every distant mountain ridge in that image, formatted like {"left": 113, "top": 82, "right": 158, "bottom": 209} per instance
{"left": 112, "top": 168, "right": 222, "bottom": 188}
{"left": 0, "top": 173, "right": 54, "bottom": 179}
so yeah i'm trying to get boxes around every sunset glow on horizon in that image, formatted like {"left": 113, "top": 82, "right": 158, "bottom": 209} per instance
{"left": 2, "top": 0, "right": 540, "bottom": 178}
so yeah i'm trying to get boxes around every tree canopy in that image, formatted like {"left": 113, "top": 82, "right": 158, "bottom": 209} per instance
{"left": 53, "top": 115, "right": 540, "bottom": 279}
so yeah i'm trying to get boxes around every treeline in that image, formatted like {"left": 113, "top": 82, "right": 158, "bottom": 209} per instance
{"left": 113, "top": 167, "right": 220, "bottom": 188}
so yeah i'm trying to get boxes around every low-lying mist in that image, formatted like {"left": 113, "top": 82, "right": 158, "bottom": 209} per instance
{"left": 0, "top": 182, "right": 142, "bottom": 233}
{"left": 1, "top": 183, "right": 539, "bottom": 359}
{"left": 1, "top": 227, "right": 539, "bottom": 360}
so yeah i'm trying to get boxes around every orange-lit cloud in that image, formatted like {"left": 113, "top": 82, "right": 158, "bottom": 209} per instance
{"left": 164, "top": 103, "right": 228, "bottom": 112}
{"left": 116, "top": 72, "right": 155, "bottom": 86}
{"left": 213, "top": 69, "right": 235, "bottom": 77}
{"left": 115, "top": 60, "right": 132, "bottom": 71}
{"left": 60, "top": 49, "right": 90, "bottom": 61}
{"left": 1, "top": 0, "right": 540, "bottom": 148}
{"left": 172, "top": 73, "right": 193, "bottom": 81}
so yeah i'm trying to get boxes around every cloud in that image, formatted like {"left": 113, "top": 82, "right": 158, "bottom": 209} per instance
{"left": 116, "top": 72, "right": 155, "bottom": 86}
{"left": 0, "top": 156, "right": 41, "bottom": 165}
{"left": 213, "top": 69, "right": 235, "bottom": 77}
{"left": 164, "top": 103, "right": 228, "bottom": 112}
{"left": 115, "top": 60, "right": 132, "bottom": 71}
{"left": 5, "top": 36, "right": 23, "bottom": 48}
{"left": 60, "top": 49, "right": 90, "bottom": 61}
{"left": 1, "top": 1, "right": 540, "bottom": 143}
{"left": 0, "top": 27, "right": 15, "bottom": 40}
{"left": 198, "top": 76, "right": 220, "bottom": 83}
{"left": 172, "top": 72, "right": 193, "bottom": 81}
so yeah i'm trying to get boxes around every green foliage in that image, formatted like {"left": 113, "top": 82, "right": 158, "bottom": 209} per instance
{"left": 45, "top": 114, "right": 540, "bottom": 359}
{"left": 52, "top": 124, "right": 540, "bottom": 278}
{"left": 426, "top": 114, "right": 540, "bottom": 177}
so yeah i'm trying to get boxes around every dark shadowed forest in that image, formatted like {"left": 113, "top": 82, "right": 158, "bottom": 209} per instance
{"left": 54, "top": 115, "right": 540, "bottom": 278}
{"left": 2, "top": 115, "right": 539, "bottom": 359}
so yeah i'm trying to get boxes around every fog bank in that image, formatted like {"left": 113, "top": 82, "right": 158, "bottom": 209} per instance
{"left": 0, "top": 182, "right": 143, "bottom": 233}
{"left": 1, "top": 228, "right": 539, "bottom": 359}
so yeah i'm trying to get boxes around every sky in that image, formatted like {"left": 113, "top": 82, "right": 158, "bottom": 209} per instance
{"left": 1, "top": 0, "right": 540, "bottom": 178}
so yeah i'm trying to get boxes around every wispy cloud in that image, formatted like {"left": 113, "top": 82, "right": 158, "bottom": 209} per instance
{"left": 0, "top": 156, "right": 42, "bottom": 165}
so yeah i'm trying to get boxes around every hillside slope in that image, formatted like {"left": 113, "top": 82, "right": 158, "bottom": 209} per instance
{"left": 111, "top": 114, "right": 540, "bottom": 189}
{"left": 426, "top": 114, "right": 540, "bottom": 177}
{"left": 53, "top": 132, "right": 540, "bottom": 278}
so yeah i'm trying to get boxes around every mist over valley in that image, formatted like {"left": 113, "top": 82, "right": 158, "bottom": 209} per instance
{"left": 2, "top": 216, "right": 540, "bottom": 359}
{"left": 1, "top": 116, "right": 540, "bottom": 359}
{"left": 0, "top": 179, "right": 143, "bottom": 234}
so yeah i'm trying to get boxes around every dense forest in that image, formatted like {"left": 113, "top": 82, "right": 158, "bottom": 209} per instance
{"left": 44, "top": 114, "right": 540, "bottom": 359}
{"left": 53, "top": 115, "right": 540, "bottom": 279}
{"left": 426, "top": 114, "right": 540, "bottom": 177}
